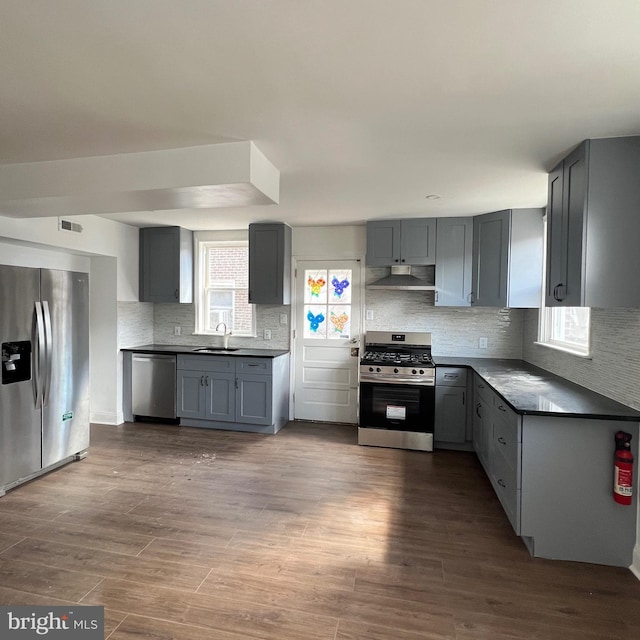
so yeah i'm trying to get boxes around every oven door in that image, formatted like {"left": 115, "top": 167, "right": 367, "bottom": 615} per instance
{"left": 359, "top": 380, "right": 435, "bottom": 433}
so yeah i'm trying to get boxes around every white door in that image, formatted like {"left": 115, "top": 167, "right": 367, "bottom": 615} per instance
{"left": 293, "top": 260, "right": 361, "bottom": 424}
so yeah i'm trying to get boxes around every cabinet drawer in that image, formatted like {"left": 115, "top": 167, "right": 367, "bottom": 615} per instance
{"left": 436, "top": 367, "right": 467, "bottom": 387}
{"left": 494, "top": 400, "right": 521, "bottom": 438}
{"left": 177, "top": 354, "right": 236, "bottom": 373}
{"left": 474, "top": 375, "right": 492, "bottom": 404}
{"left": 491, "top": 447, "right": 520, "bottom": 533}
{"left": 236, "top": 358, "right": 272, "bottom": 375}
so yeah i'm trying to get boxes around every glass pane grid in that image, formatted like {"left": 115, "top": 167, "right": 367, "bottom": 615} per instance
{"left": 303, "top": 269, "right": 352, "bottom": 340}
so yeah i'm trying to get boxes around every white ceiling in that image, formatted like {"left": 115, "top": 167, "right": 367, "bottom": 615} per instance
{"left": 1, "top": 0, "right": 639, "bottom": 230}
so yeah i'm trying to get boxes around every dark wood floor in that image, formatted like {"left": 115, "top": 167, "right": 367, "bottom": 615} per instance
{"left": 0, "top": 421, "right": 639, "bottom": 639}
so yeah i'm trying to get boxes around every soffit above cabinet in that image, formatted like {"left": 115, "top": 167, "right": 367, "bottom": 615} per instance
{"left": 0, "top": 141, "right": 279, "bottom": 219}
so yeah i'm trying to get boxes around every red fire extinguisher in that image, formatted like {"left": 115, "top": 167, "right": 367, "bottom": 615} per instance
{"left": 613, "top": 431, "right": 634, "bottom": 506}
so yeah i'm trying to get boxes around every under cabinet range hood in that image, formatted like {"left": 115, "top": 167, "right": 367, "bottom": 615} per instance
{"left": 367, "top": 265, "right": 435, "bottom": 290}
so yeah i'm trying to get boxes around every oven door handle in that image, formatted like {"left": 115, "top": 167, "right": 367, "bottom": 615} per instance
{"left": 360, "top": 375, "right": 434, "bottom": 386}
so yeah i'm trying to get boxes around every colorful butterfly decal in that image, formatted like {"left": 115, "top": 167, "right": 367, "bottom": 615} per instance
{"left": 307, "top": 311, "right": 325, "bottom": 332}
{"left": 307, "top": 277, "right": 326, "bottom": 297}
{"left": 331, "top": 276, "right": 350, "bottom": 298}
{"left": 330, "top": 312, "right": 349, "bottom": 333}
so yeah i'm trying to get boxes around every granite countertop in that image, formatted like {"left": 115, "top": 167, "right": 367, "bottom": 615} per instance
{"left": 121, "top": 344, "right": 290, "bottom": 358}
{"left": 433, "top": 357, "right": 640, "bottom": 421}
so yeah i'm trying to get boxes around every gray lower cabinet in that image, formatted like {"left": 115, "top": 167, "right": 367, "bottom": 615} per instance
{"left": 236, "top": 356, "right": 273, "bottom": 426}
{"left": 434, "top": 367, "right": 470, "bottom": 449}
{"left": 472, "top": 372, "right": 638, "bottom": 567}
{"left": 176, "top": 353, "right": 290, "bottom": 433}
{"left": 473, "top": 375, "right": 522, "bottom": 534}
{"left": 139, "top": 226, "right": 193, "bottom": 303}
{"left": 176, "top": 356, "right": 235, "bottom": 422}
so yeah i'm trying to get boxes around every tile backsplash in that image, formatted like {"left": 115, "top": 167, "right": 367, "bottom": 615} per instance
{"left": 523, "top": 308, "right": 640, "bottom": 411}
{"left": 118, "top": 301, "right": 290, "bottom": 350}
{"left": 365, "top": 267, "right": 524, "bottom": 358}
{"left": 117, "top": 301, "right": 154, "bottom": 348}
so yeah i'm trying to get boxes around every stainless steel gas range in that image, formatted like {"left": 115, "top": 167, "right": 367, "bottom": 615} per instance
{"left": 358, "top": 331, "right": 435, "bottom": 451}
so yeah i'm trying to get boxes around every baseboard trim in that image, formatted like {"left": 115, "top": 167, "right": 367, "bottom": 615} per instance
{"left": 631, "top": 545, "right": 640, "bottom": 581}
{"left": 90, "top": 411, "right": 121, "bottom": 425}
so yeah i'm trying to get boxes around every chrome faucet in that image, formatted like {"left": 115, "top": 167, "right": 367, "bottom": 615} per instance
{"left": 215, "top": 322, "right": 230, "bottom": 349}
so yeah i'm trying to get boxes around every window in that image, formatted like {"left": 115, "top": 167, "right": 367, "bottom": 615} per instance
{"left": 538, "top": 306, "right": 591, "bottom": 356}
{"left": 537, "top": 215, "right": 590, "bottom": 356}
{"left": 195, "top": 240, "right": 255, "bottom": 336}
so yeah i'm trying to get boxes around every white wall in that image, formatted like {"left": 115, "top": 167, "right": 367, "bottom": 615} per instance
{"left": 0, "top": 214, "right": 138, "bottom": 301}
{"left": 1, "top": 214, "right": 140, "bottom": 424}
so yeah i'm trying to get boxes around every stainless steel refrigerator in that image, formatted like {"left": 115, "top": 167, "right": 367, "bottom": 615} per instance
{"left": 0, "top": 266, "right": 89, "bottom": 496}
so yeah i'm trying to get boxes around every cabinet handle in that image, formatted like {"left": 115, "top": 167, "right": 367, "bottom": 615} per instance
{"left": 462, "top": 391, "right": 465, "bottom": 405}
{"left": 435, "top": 291, "right": 439, "bottom": 303}
{"left": 475, "top": 403, "right": 481, "bottom": 418}
{"left": 394, "top": 259, "right": 399, "bottom": 263}
{"left": 553, "top": 283, "right": 564, "bottom": 302}
{"left": 205, "top": 376, "right": 209, "bottom": 386}
{"left": 444, "top": 374, "right": 458, "bottom": 379}
{"left": 498, "top": 436, "right": 507, "bottom": 445}
{"left": 497, "top": 479, "right": 506, "bottom": 488}
{"left": 235, "top": 377, "right": 239, "bottom": 389}
{"left": 175, "top": 288, "right": 179, "bottom": 299}
{"left": 246, "top": 364, "right": 260, "bottom": 367}
{"left": 498, "top": 405, "right": 507, "bottom": 412}
{"left": 200, "top": 376, "right": 205, "bottom": 386}
{"left": 468, "top": 292, "right": 475, "bottom": 304}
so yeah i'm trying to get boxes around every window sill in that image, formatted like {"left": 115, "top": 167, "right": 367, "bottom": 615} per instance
{"left": 533, "top": 341, "right": 592, "bottom": 359}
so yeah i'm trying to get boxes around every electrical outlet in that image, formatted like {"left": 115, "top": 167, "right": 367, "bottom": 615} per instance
{"left": 174, "top": 326, "right": 182, "bottom": 336}
{"left": 263, "top": 329, "right": 272, "bottom": 340}
{"left": 366, "top": 310, "right": 374, "bottom": 320}
{"left": 280, "top": 313, "right": 288, "bottom": 325}
{"left": 479, "top": 337, "right": 488, "bottom": 349}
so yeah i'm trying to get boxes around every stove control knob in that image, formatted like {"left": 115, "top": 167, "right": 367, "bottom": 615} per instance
{"left": 412, "top": 369, "right": 417, "bottom": 374}
{"left": 376, "top": 367, "right": 382, "bottom": 373}
{"left": 368, "top": 367, "right": 374, "bottom": 372}
{"left": 393, "top": 368, "right": 399, "bottom": 373}
{"left": 419, "top": 369, "right": 424, "bottom": 375}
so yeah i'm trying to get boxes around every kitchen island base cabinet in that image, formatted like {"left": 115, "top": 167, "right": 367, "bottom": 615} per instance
{"left": 177, "top": 354, "right": 289, "bottom": 434}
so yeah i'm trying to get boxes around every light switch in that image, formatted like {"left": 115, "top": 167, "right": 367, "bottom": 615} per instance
{"left": 366, "top": 310, "right": 374, "bottom": 320}
{"left": 264, "top": 329, "right": 272, "bottom": 340}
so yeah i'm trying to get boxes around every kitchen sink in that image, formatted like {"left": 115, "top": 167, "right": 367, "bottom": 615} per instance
{"left": 192, "top": 347, "right": 239, "bottom": 353}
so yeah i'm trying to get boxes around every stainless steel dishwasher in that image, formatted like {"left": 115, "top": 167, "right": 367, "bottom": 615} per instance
{"left": 131, "top": 353, "right": 177, "bottom": 420}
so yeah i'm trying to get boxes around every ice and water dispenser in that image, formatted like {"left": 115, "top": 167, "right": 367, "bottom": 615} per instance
{"left": 2, "top": 341, "right": 32, "bottom": 384}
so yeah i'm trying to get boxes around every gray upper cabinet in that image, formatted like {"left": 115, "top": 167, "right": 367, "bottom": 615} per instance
{"left": 366, "top": 218, "right": 436, "bottom": 266}
{"left": 139, "top": 226, "right": 193, "bottom": 303}
{"left": 545, "top": 136, "right": 640, "bottom": 308}
{"left": 248, "top": 223, "right": 292, "bottom": 305}
{"left": 471, "top": 209, "right": 543, "bottom": 308}
{"left": 435, "top": 217, "right": 473, "bottom": 306}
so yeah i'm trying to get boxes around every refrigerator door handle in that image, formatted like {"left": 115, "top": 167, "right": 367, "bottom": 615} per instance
{"left": 34, "top": 301, "right": 46, "bottom": 409}
{"left": 42, "top": 301, "right": 53, "bottom": 407}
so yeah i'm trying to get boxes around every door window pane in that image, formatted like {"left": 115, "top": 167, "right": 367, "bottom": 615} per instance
{"left": 328, "top": 305, "right": 351, "bottom": 339}
{"left": 303, "top": 269, "right": 352, "bottom": 341}
{"left": 304, "top": 305, "right": 327, "bottom": 338}
{"left": 305, "top": 270, "right": 328, "bottom": 303}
